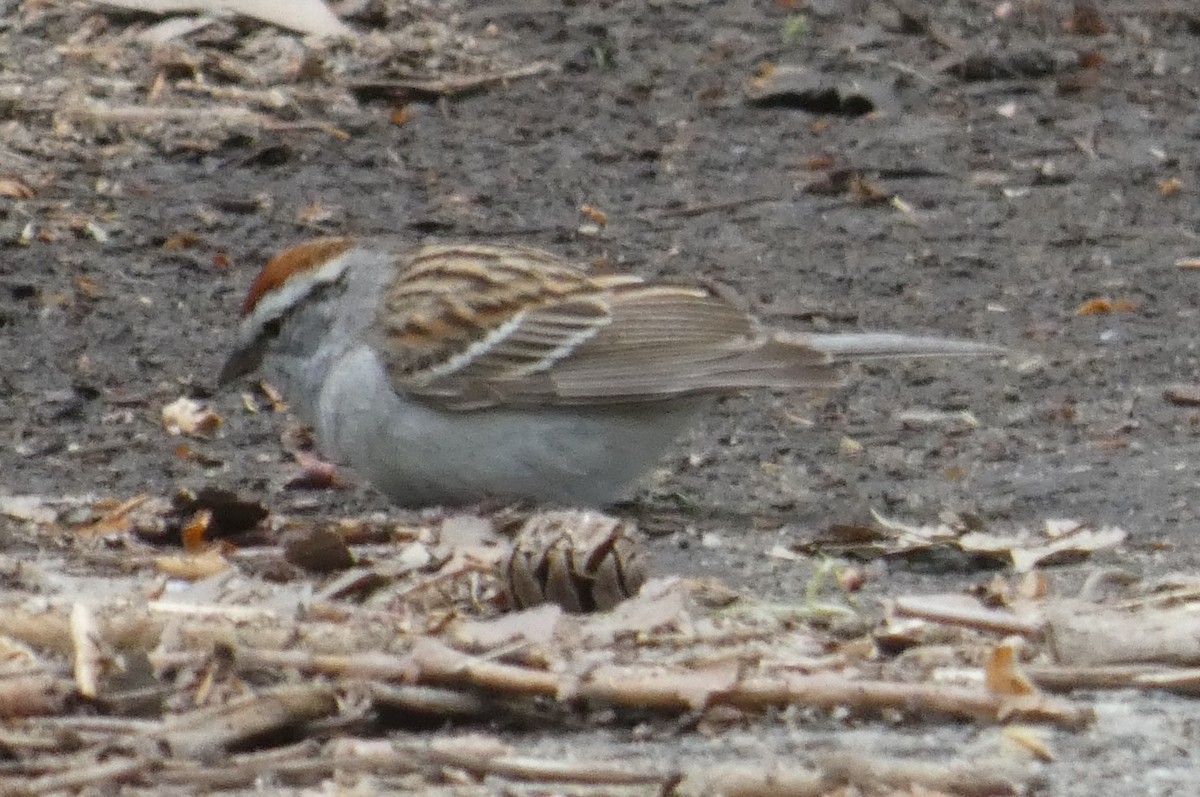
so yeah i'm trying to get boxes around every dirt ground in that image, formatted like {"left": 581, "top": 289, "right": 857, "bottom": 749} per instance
{"left": 4, "top": 0, "right": 1200, "bottom": 794}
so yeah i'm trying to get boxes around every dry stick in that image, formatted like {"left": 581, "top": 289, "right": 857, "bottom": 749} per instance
{"left": 674, "top": 764, "right": 825, "bottom": 797}
{"left": 155, "top": 741, "right": 348, "bottom": 789}
{"left": 1044, "top": 603, "right": 1200, "bottom": 666}
{"left": 892, "top": 597, "right": 1045, "bottom": 637}
{"left": 815, "top": 750, "right": 1025, "bottom": 797}
{"left": 349, "top": 62, "right": 557, "bottom": 100}
{"left": 648, "top": 193, "right": 785, "bottom": 220}
{"left": 236, "top": 640, "right": 1090, "bottom": 728}
{"left": 155, "top": 683, "right": 339, "bottom": 759}
{"left": 1024, "top": 664, "right": 1177, "bottom": 693}
{"left": 0, "top": 757, "right": 148, "bottom": 796}
{"left": 233, "top": 637, "right": 1092, "bottom": 728}
{"left": 370, "top": 682, "right": 493, "bottom": 720}
{"left": 409, "top": 638, "right": 1091, "bottom": 729}
{"left": 236, "top": 648, "right": 422, "bottom": 682}
{"left": 70, "top": 602, "right": 103, "bottom": 698}
{"left": 60, "top": 104, "right": 267, "bottom": 125}
{"left": 1133, "top": 668, "right": 1200, "bottom": 695}
{"left": 0, "top": 674, "right": 74, "bottom": 719}
{"left": 174, "top": 81, "right": 290, "bottom": 110}
{"left": 0, "top": 606, "right": 162, "bottom": 656}
{"left": 420, "top": 743, "right": 672, "bottom": 786}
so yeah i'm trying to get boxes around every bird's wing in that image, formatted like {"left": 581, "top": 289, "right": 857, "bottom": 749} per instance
{"left": 372, "top": 244, "right": 839, "bottom": 410}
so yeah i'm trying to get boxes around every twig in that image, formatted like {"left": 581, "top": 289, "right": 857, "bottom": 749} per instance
{"left": 1024, "top": 664, "right": 1178, "bottom": 692}
{"left": 175, "top": 81, "right": 290, "bottom": 111}
{"left": 675, "top": 764, "right": 823, "bottom": 797}
{"left": 349, "top": 62, "right": 556, "bottom": 101}
{"left": 0, "top": 757, "right": 148, "bottom": 796}
{"left": 61, "top": 103, "right": 267, "bottom": 126}
{"left": 70, "top": 602, "right": 103, "bottom": 698}
{"left": 643, "top": 194, "right": 783, "bottom": 220}
{"left": 892, "top": 596, "right": 1045, "bottom": 637}
{"left": 419, "top": 740, "right": 672, "bottom": 785}
{"left": 155, "top": 683, "right": 339, "bottom": 758}
{"left": 0, "top": 674, "right": 74, "bottom": 719}
{"left": 815, "top": 749, "right": 1026, "bottom": 796}
{"left": 369, "top": 682, "right": 493, "bottom": 720}
{"left": 408, "top": 638, "right": 1091, "bottom": 728}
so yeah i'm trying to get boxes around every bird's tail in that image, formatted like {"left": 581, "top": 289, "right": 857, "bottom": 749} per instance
{"left": 773, "top": 331, "right": 1005, "bottom": 363}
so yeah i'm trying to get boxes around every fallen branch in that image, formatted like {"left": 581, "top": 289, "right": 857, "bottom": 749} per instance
{"left": 0, "top": 673, "right": 74, "bottom": 719}
{"left": 0, "top": 757, "right": 148, "bottom": 795}
{"left": 815, "top": 749, "right": 1028, "bottom": 796}
{"left": 409, "top": 638, "right": 1091, "bottom": 728}
{"left": 154, "top": 683, "right": 339, "bottom": 758}
{"left": 892, "top": 596, "right": 1045, "bottom": 637}
{"left": 348, "top": 62, "right": 556, "bottom": 102}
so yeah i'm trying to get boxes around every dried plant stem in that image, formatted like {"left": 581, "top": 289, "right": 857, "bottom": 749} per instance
{"left": 156, "top": 683, "right": 339, "bottom": 758}
{"left": 892, "top": 596, "right": 1045, "bottom": 637}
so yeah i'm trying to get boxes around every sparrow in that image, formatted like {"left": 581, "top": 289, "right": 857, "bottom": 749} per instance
{"left": 220, "top": 238, "right": 999, "bottom": 507}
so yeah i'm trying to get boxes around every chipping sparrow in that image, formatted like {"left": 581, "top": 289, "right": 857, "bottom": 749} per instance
{"left": 220, "top": 238, "right": 998, "bottom": 507}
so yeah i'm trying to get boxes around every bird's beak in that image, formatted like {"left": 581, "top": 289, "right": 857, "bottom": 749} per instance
{"left": 217, "top": 341, "right": 265, "bottom": 387}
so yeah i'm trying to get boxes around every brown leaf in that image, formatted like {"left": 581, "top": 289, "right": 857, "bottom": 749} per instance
{"left": 0, "top": 177, "right": 35, "bottom": 199}
{"left": 1074, "top": 297, "right": 1135, "bottom": 315}
{"left": 1158, "top": 177, "right": 1183, "bottom": 197}
{"left": 162, "top": 231, "right": 200, "bottom": 251}
{"left": 285, "top": 450, "right": 344, "bottom": 491}
{"left": 161, "top": 397, "right": 221, "bottom": 437}
{"left": 985, "top": 642, "right": 1036, "bottom": 697}
{"left": 181, "top": 509, "right": 212, "bottom": 553}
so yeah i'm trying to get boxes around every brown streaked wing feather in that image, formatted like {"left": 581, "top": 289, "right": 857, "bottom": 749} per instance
{"left": 375, "top": 244, "right": 841, "bottom": 409}
{"left": 374, "top": 245, "right": 634, "bottom": 408}
{"left": 523, "top": 284, "right": 841, "bottom": 403}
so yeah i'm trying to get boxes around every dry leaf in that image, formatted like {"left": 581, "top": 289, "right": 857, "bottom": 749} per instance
{"left": 285, "top": 451, "right": 344, "bottom": 491}
{"left": 1002, "top": 725, "right": 1056, "bottom": 762}
{"left": 960, "top": 520, "right": 1127, "bottom": 572}
{"left": 75, "top": 495, "right": 154, "bottom": 536}
{"left": 390, "top": 105, "right": 413, "bottom": 126}
{"left": 162, "top": 231, "right": 200, "bottom": 251}
{"left": 161, "top": 397, "right": 221, "bottom": 437}
{"left": 1158, "top": 177, "right": 1183, "bottom": 196}
{"left": 181, "top": 509, "right": 211, "bottom": 553}
{"left": 1074, "top": 297, "right": 1135, "bottom": 315}
{"left": 74, "top": 275, "right": 103, "bottom": 298}
{"left": 447, "top": 603, "right": 564, "bottom": 651}
{"left": 985, "top": 642, "right": 1036, "bottom": 697}
{"left": 579, "top": 204, "right": 608, "bottom": 225}
{"left": 0, "top": 177, "right": 34, "bottom": 199}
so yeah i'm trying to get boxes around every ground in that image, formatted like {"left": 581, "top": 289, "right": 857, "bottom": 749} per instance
{"left": 3, "top": 0, "right": 1200, "bottom": 794}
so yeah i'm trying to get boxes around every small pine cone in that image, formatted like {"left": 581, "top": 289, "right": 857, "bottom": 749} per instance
{"left": 503, "top": 510, "right": 648, "bottom": 613}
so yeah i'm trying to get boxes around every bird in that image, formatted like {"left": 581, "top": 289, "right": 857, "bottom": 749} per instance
{"left": 219, "top": 237, "right": 999, "bottom": 508}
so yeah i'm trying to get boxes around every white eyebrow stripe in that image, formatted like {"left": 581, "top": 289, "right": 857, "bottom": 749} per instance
{"left": 242, "top": 254, "right": 350, "bottom": 331}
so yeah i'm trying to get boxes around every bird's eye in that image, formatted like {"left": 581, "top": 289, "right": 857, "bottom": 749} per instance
{"left": 262, "top": 318, "right": 282, "bottom": 339}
